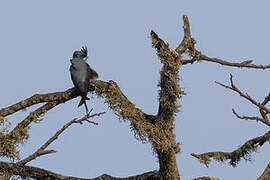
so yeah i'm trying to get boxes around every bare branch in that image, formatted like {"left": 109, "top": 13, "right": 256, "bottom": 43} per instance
{"left": 218, "top": 77, "right": 270, "bottom": 127}
{"left": 17, "top": 111, "right": 103, "bottom": 165}
{"left": 17, "top": 149, "right": 57, "bottom": 167}
{"left": 0, "top": 161, "right": 160, "bottom": 180}
{"left": 216, "top": 74, "right": 270, "bottom": 114}
{"left": 182, "top": 15, "right": 191, "bottom": 37}
{"left": 191, "top": 130, "right": 270, "bottom": 166}
{"left": 173, "top": 16, "right": 270, "bottom": 69}
{"left": 262, "top": 93, "right": 270, "bottom": 106}
{"left": 258, "top": 93, "right": 270, "bottom": 124}
{"left": 176, "top": 15, "right": 196, "bottom": 55}
{"left": 180, "top": 58, "right": 197, "bottom": 65}
{"left": 232, "top": 109, "right": 270, "bottom": 127}
{"left": 193, "top": 50, "right": 270, "bottom": 69}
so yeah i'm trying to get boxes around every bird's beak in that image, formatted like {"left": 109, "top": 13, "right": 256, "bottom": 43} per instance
{"left": 83, "top": 56, "right": 88, "bottom": 61}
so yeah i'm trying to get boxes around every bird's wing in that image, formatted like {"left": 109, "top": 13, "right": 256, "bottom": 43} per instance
{"left": 86, "top": 63, "right": 99, "bottom": 80}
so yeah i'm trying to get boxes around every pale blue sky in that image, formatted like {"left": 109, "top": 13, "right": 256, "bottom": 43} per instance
{"left": 0, "top": 1, "right": 269, "bottom": 179}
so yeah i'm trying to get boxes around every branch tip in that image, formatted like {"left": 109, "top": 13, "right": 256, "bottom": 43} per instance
{"left": 182, "top": 15, "right": 191, "bottom": 37}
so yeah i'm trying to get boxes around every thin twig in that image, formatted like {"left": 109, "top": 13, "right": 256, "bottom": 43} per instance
{"left": 173, "top": 16, "right": 270, "bottom": 69}
{"left": 262, "top": 93, "right": 270, "bottom": 106}
{"left": 232, "top": 109, "right": 270, "bottom": 127}
{"left": 259, "top": 93, "right": 270, "bottom": 121}
{"left": 215, "top": 74, "right": 270, "bottom": 114}
{"left": 196, "top": 51, "right": 270, "bottom": 69}
{"left": 17, "top": 111, "right": 105, "bottom": 165}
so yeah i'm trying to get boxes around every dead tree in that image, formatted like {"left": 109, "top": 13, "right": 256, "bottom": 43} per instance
{"left": 0, "top": 15, "right": 269, "bottom": 180}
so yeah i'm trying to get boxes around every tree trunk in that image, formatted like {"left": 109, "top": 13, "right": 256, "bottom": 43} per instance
{"left": 157, "top": 149, "right": 180, "bottom": 180}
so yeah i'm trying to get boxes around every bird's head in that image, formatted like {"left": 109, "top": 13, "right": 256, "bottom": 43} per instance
{"left": 73, "top": 46, "right": 88, "bottom": 60}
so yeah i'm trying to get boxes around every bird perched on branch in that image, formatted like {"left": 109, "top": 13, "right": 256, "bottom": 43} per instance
{"left": 69, "top": 46, "right": 98, "bottom": 114}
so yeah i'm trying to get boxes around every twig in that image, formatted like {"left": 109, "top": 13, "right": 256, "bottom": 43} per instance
{"left": 259, "top": 93, "right": 270, "bottom": 121}
{"left": 17, "top": 111, "right": 104, "bottom": 165}
{"left": 232, "top": 109, "right": 270, "bottom": 127}
{"left": 215, "top": 74, "right": 270, "bottom": 114}
{"left": 173, "top": 16, "right": 270, "bottom": 69}
{"left": 217, "top": 76, "right": 270, "bottom": 127}
{"left": 262, "top": 93, "right": 270, "bottom": 106}
{"left": 195, "top": 51, "right": 270, "bottom": 69}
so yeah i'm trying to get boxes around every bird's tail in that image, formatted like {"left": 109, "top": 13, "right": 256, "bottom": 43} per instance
{"left": 78, "top": 96, "right": 90, "bottom": 114}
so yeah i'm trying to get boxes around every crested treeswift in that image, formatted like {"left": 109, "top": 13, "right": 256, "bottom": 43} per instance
{"left": 69, "top": 46, "right": 98, "bottom": 114}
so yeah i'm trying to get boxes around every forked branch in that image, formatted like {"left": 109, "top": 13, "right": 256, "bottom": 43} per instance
{"left": 216, "top": 74, "right": 270, "bottom": 114}
{"left": 17, "top": 110, "right": 103, "bottom": 166}
{"left": 175, "top": 16, "right": 270, "bottom": 69}
{"left": 232, "top": 108, "right": 270, "bottom": 127}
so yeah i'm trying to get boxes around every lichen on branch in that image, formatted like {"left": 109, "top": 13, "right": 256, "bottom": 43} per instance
{"left": 150, "top": 30, "right": 184, "bottom": 151}
{"left": 150, "top": 30, "right": 186, "bottom": 179}
{"left": 191, "top": 130, "right": 270, "bottom": 167}
{"left": 93, "top": 80, "right": 156, "bottom": 142}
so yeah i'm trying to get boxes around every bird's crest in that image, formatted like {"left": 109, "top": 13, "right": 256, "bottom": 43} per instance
{"left": 81, "top": 46, "right": 88, "bottom": 57}
{"left": 73, "top": 46, "right": 88, "bottom": 59}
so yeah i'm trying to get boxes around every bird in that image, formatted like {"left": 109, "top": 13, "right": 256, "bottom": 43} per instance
{"left": 69, "top": 46, "right": 98, "bottom": 114}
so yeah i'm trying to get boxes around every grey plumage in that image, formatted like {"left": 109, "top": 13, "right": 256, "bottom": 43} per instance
{"left": 69, "top": 46, "right": 98, "bottom": 114}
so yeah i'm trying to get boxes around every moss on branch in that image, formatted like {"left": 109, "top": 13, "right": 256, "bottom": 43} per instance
{"left": 191, "top": 130, "right": 270, "bottom": 167}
